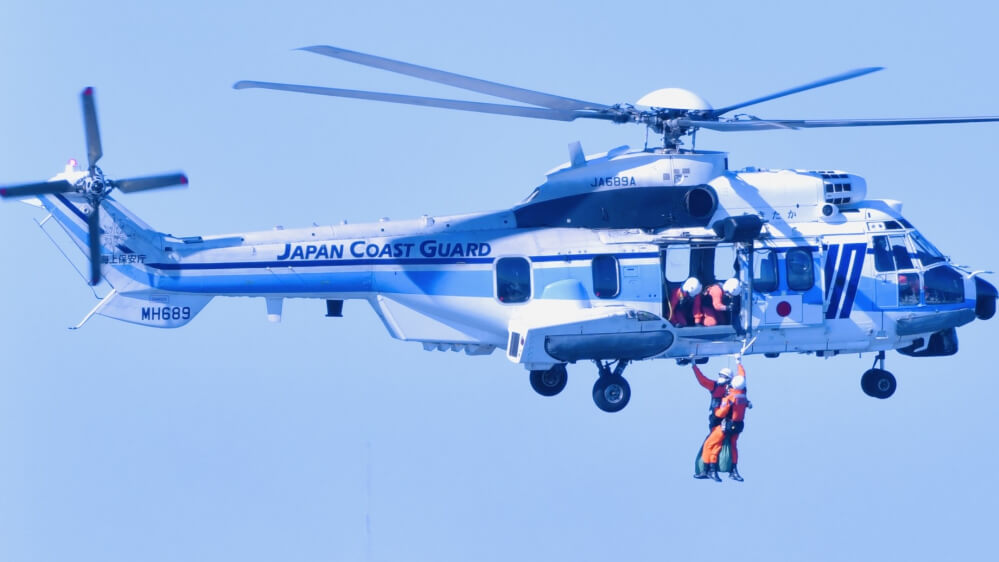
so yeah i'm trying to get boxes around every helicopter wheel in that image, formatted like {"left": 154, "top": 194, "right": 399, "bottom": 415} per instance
{"left": 861, "top": 368, "right": 896, "bottom": 399}
{"left": 529, "top": 364, "right": 568, "bottom": 397}
{"left": 592, "top": 375, "right": 631, "bottom": 413}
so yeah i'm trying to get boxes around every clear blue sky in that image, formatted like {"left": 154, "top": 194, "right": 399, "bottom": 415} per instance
{"left": 1, "top": 1, "right": 997, "bottom": 560}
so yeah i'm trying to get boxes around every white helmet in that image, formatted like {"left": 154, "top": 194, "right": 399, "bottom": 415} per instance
{"left": 731, "top": 375, "right": 746, "bottom": 390}
{"left": 682, "top": 277, "right": 702, "bottom": 296}
{"left": 723, "top": 278, "right": 742, "bottom": 296}
{"left": 717, "top": 367, "right": 733, "bottom": 382}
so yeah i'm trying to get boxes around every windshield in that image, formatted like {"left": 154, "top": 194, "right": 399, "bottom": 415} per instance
{"left": 909, "top": 231, "right": 946, "bottom": 266}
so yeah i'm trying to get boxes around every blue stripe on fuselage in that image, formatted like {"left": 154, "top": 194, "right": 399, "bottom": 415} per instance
{"left": 144, "top": 251, "right": 661, "bottom": 272}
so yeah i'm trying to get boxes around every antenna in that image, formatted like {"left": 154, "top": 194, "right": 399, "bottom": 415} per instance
{"left": 365, "top": 440, "right": 372, "bottom": 562}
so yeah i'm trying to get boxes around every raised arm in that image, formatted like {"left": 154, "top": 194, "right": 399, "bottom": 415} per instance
{"left": 693, "top": 365, "right": 714, "bottom": 391}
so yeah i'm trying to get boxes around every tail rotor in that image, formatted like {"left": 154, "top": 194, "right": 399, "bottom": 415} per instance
{"left": 1, "top": 87, "right": 188, "bottom": 285}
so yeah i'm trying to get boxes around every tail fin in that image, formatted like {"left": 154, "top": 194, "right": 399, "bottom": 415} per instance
{"left": 37, "top": 192, "right": 214, "bottom": 328}
{"left": 38, "top": 192, "right": 164, "bottom": 289}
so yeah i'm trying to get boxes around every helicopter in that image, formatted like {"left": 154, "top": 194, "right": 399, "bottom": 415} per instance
{"left": 2, "top": 46, "right": 997, "bottom": 413}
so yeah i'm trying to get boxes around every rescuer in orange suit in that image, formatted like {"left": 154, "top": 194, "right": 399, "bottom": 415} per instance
{"left": 693, "top": 277, "right": 742, "bottom": 327}
{"left": 668, "top": 277, "right": 701, "bottom": 327}
{"left": 691, "top": 364, "right": 732, "bottom": 479}
{"left": 700, "top": 361, "right": 750, "bottom": 482}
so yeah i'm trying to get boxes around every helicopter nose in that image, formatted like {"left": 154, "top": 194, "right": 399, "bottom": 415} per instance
{"left": 975, "top": 277, "right": 997, "bottom": 320}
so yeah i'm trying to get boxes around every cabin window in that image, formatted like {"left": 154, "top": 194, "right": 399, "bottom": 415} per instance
{"left": 786, "top": 248, "right": 815, "bottom": 291}
{"left": 665, "top": 247, "right": 691, "bottom": 283}
{"left": 496, "top": 257, "right": 531, "bottom": 303}
{"left": 712, "top": 244, "right": 737, "bottom": 282}
{"left": 924, "top": 266, "right": 964, "bottom": 304}
{"left": 592, "top": 255, "right": 620, "bottom": 298}
{"left": 753, "top": 249, "right": 778, "bottom": 292}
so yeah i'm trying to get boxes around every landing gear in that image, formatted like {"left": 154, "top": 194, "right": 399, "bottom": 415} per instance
{"left": 861, "top": 351, "right": 896, "bottom": 399}
{"left": 529, "top": 364, "right": 568, "bottom": 397}
{"left": 592, "top": 360, "right": 631, "bottom": 413}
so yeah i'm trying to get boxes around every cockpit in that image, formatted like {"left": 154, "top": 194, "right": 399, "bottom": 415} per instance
{"left": 868, "top": 222, "right": 965, "bottom": 307}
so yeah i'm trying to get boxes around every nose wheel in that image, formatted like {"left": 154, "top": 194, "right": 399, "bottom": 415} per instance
{"left": 861, "top": 351, "right": 896, "bottom": 399}
{"left": 592, "top": 360, "right": 631, "bottom": 413}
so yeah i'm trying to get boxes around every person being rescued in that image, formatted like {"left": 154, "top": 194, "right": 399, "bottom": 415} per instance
{"left": 668, "top": 277, "right": 701, "bottom": 327}
{"left": 694, "top": 359, "right": 751, "bottom": 482}
{"left": 693, "top": 277, "right": 741, "bottom": 327}
{"left": 694, "top": 364, "right": 731, "bottom": 428}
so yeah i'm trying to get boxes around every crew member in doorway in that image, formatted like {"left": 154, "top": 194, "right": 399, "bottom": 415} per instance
{"left": 694, "top": 277, "right": 741, "bottom": 327}
{"left": 700, "top": 361, "right": 750, "bottom": 482}
{"left": 692, "top": 364, "right": 732, "bottom": 479}
{"left": 669, "top": 277, "right": 701, "bottom": 327}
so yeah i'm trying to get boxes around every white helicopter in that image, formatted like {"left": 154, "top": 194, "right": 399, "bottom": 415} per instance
{"left": 3, "top": 46, "right": 997, "bottom": 413}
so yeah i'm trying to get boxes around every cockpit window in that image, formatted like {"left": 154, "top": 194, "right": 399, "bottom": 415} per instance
{"left": 924, "top": 266, "right": 964, "bottom": 304}
{"left": 909, "top": 231, "right": 945, "bottom": 266}
{"left": 890, "top": 235, "right": 914, "bottom": 270}
{"left": 873, "top": 235, "right": 914, "bottom": 271}
{"left": 873, "top": 236, "right": 894, "bottom": 272}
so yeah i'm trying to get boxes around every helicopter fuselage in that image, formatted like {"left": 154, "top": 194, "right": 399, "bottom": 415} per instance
{"left": 34, "top": 149, "right": 993, "bottom": 381}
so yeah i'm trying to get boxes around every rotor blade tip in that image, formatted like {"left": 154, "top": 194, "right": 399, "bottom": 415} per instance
{"left": 83, "top": 86, "right": 94, "bottom": 96}
{"left": 180, "top": 175, "right": 189, "bottom": 185}
{"left": 0, "top": 188, "right": 7, "bottom": 197}
{"left": 233, "top": 81, "right": 252, "bottom": 89}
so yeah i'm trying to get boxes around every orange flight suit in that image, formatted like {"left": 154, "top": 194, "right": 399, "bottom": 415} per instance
{"left": 693, "top": 284, "right": 730, "bottom": 327}
{"left": 701, "top": 365, "right": 748, "bottom": 465}
{"left": 693, "top": 365, "right": 729, "bottom": 428}
{"left": 668, "top": 286, "right": 695, "bottom": 327}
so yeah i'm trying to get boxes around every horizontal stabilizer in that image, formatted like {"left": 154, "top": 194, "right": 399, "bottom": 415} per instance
{"left": 95, "top": 291, "right": 213, "bottom": 328}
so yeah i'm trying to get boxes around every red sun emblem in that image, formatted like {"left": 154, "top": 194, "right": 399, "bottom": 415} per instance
{"left": 776, "top": 301, "right": 792, "bottom": 317}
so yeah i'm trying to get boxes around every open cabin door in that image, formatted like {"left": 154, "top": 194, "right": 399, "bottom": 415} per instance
{"left": 660, "top": 242, "right": 741, "bottom": 329}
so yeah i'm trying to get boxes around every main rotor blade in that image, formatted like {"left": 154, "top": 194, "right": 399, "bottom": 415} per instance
{"left": 683, "top": 115, "right": 999, "bottom": 131}
{"left": 87, "top": 207, "right": 101, "bottom": 286}
{"left": 81, "top": 87, "right": 103, "bottom": 170}
{"left": 709, "top": 67, "right": 883, "bottom": 117}
{"left": 234, "top": 81, "right": 621, "bottom": 122}
{"left": 299, "top": 45, "right": 611, "bottom": 112}
{"left": 0, "top": 179, "right": 75, "bottom": 198}
{"left": 114, "top": 173, "right": 189, "bottom": 193}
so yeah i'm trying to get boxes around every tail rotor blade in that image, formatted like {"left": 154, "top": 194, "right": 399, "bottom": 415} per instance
{"left": 0, "top": 179, "right": 75, "bottom": 198}
{"left": 81, "top": 87, "right": 103, "bottom": 170}
{"left": 114, "top": 173, "right": 188, "bottom": 193}
{"left": 87, "top": 207, "right": 102, "bottom": 285}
